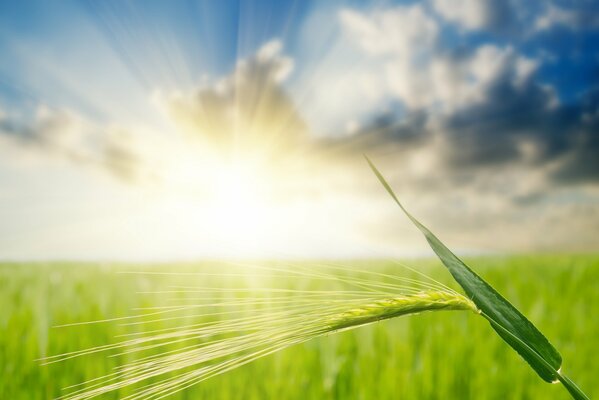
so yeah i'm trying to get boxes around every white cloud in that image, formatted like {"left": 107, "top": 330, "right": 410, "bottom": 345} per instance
{"left": 340, "top": 6, "right": 438, "bottom": 57}
{"left": 295, "top": 61, "right": 387, "bottom": 135}
{"left": 0, "top": 105, "right": 153, "bottom": 183}
{"left": 251, "top": 39, "right": 295, "bottom": 83}
{"left": 432, "top": 0, "right": 514, "bottom": 32}
{"left": 467, "top": 45, "right": 538, "bottom": 89}
{"left": 535, "top": 4, "right": 599, "bottom": 32}
{"left": 292, "top": 3, "right": 542, "bottom": 136}
{"left": 0, "top": 106, "right": 89, "bottom": 158}
{"left": 289, "top": 4, "right": 439, "bottom": 135}
{"left": 339, "top": 6, "right": 538, "bottom": 112}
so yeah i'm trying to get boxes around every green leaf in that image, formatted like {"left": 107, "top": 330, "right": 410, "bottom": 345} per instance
{"left": 365, "top": 156, "right": 589, "bottom": 400}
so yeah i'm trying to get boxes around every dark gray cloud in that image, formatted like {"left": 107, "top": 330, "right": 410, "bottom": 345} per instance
{"left": 341, "top": 70, "right": 599, "bottom": 193}
{"left": 315, "top": 112, "right": 429, "bottom": 160}
{"left": 442, "top": 82, "right": 599, "bottom": 182}
{"left": 550, "top": 89, "right": 599, "bottom": 184}
{"left": 440, "top": 80, "right": 561, "bottom": 166}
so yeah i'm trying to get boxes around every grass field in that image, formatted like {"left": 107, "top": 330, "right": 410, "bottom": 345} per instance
{"left": 1, "top": 255, "right": 597, "bottom": 399}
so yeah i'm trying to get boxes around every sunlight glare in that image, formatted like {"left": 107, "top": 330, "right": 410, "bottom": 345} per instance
{"left": 207, "top": 161, "right": 276, "bottom": 253}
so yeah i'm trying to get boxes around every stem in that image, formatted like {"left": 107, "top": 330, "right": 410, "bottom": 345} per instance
{"left": 556, "top": 372, "right": 590, "bottom": 400}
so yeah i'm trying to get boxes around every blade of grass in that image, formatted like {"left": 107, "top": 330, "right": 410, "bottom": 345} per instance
{"left": 365, "top": 155, "right": 589, "bottom": 400}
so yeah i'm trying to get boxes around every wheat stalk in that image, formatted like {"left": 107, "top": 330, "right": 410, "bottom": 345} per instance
{"left": 326, "top": 290, "right": 477, "bottom": 331}
{"left": 45, "top": 260, "right": 476, "bottom": 400}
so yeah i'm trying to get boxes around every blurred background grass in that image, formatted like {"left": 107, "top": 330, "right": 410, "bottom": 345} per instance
{"left": 1, "top": 255, "right": 597, "bottom": 399}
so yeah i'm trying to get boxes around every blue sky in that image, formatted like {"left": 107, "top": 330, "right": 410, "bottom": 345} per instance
{"left": 0, "top": 0, "right": 598, "bottom": 260}
{"left": 3, "top": 0, "right": 593, "bottom": 116}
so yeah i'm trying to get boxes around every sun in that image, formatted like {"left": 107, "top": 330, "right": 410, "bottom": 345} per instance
{"left": 211, "top": 162, "right": 269, "bottom": 234}
{"left": 179, "top": 158, "right": 278, "bottom": 256}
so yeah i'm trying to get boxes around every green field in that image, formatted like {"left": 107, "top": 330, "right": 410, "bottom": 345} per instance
{"left": 1, "top": 255, "right": 597, "bottom": 399}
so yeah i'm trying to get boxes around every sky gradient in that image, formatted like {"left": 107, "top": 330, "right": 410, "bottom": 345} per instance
{"left": 1, "top": 0, "right": 598, "bottom": 260}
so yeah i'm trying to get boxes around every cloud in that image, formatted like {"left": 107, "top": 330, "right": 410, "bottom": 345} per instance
{"left": 432, "top": 0, "right": 599, "bottom": 36}
{"left": 288, "top": 4, "right": 439, "bottom": 136}
{"left": 99, "top": 130, "right": 147, "bottom": 183}
{"left": 2, "top": 18, "right": 597, "bottom": 256}
{"left": 0, "top": 40, "right": 318, "bottom": 195}
{"left": 338, "top": 5, "right": 538, "bottom": 113}
{"left": 432, "top": 0, "right": 516, "bottom": 33}
{"left": 339, "top": 10, "right": 535, "bottom": 123}
{"left": 309, "top": 3, "right": 599, "bottom": 209}
{"left": 345, "top": 62, "right": 599, "bottom": 191}
{"left": 0, "top": 106, "right": 85, "bottom": 154}
{"left": 436, "top": 79, "right": 599, "bottom": 187}
{"left": 549, "top": 89, "right": 599, "bottom": 184}
{"left": 339, "top": 5, "right": 438, "bottom": 57}
{"left": 0, "top": 105, "right": 150, "bottom": 183}
{"left": 161, "top": 39, "right": 308, "bottom": 163}
{"left": 535, "top": 3, "right": 599, "bottom": 32}
{"left": 430, "top": 0, "right": 599, "bottom": 36}
{"left": 268, "top": 2, "right": 599, "bottom": 229}
{"left": 0, "top": 40, "right": 309, "bottom": 188}
{"left": 339, "top": 5, "right": 441, "bottom": 111}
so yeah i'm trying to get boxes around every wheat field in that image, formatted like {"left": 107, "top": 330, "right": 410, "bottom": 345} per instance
{"left": 1, "top": 255, "right": 597, "bottom": 399}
